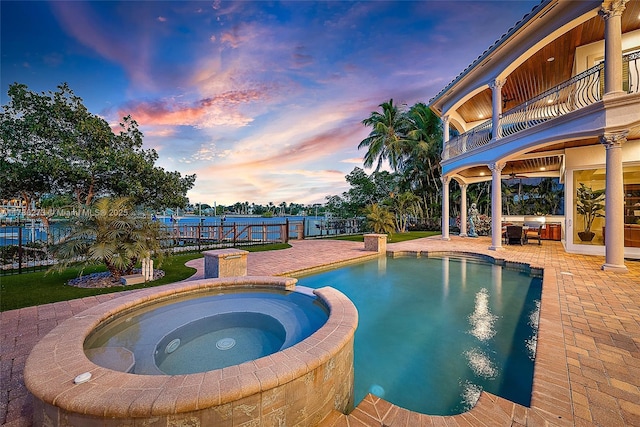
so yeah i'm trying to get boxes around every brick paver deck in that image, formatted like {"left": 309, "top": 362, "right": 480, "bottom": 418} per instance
{"left": 1, "top": 237, "right": 639, "bottom": 426}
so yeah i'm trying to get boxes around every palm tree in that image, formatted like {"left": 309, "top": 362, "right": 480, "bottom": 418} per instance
{"left": 401, "top": 103, "right": 443, "bottom": 217}
{"left": 386, "top": 191, "right": 421, "bottom": 233}
{"left": 537, "top": 178, "right": 563, "bottom": 214}
{"left": 359, "top": 99, "right": 410, "bottom": 172}
{"left": 365, "top": 203, "right": 395, "bottom": 235}
{"left": 49, "top": 197, "right": 167, "bottom": 280}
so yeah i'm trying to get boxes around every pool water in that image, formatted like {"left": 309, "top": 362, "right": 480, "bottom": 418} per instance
{"left": 84, "top": 288, "right": 328, "bottom": 375}
{"left": 297, "top": 254, "right": 541, "bottom": 415}
{"left": 155, "top": 312, "right": 286, "bottom": 374}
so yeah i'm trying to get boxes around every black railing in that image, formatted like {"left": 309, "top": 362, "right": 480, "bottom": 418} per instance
{"left": 624, "top": 51, "right": 640, "bottom": 94}
{"left": 0, "top": 217, "right": 364, "bottom": 275}
{"left": 501, "top": 63, "right": 603, "bottom": 138}
{"left": 442, "top": 52, "right": 640, "bottom": 161}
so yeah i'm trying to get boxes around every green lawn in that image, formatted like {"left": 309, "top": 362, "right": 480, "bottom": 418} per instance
{"left": 0, "top": 243, "right": 291, "bottom": 312}
{"left": 331, "top": 231, "right": 439, "bottom": 243}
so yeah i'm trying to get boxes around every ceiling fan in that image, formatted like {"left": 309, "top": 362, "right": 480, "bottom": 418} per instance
{"left": 504, "top": 165, "right": 529, "bottom": 180}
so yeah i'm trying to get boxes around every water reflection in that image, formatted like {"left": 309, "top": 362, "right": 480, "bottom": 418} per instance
{"left": 442, "top": 256, "right": 449, "bottom": 298}
{"left": 468, "top": 288, "right": 497, "bottom": 341}
{"left": 462, "top": 287, "right": 499, "bottom": 410}
{"left": 460, "top": 258, "right": 467, "bottom": 290}
{"left": 377, "top": 255, "right": 387, "bottom": 274}
{"left": 460, "top": 380, "right": 483, "bottom": 411}
{"left": 492, "top": 264, "right": 502, "bottom": 310}
{"left": 526, "top": 299, "right": 541, "bottom": 360}
{"left": 464, "top": 347, "right": 497, "bottom": 379}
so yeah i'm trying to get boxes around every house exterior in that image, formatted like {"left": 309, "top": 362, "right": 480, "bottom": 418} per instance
{"left": 429, "top": 0, "right": 640, "bottom": 272}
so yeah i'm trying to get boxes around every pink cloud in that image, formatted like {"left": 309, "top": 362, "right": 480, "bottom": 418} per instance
{"left": 220, "top": 25, "right": 247, "bottom": 48}
{"left": 119, "top": 86, "right": 270, "bottom": 128}
{"left": 291, "top": 46, "right": 314, "bottom": 69}
{"left": 214, "top": 125, "right": 362, "bottom": 171}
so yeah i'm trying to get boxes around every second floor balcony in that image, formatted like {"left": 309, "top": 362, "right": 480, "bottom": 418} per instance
{"left": 442, "top": 51, "right": 640, "bottom": 161}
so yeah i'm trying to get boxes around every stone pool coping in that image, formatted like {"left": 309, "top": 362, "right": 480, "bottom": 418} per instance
{"left": 23, "top": 276, "right": 358, "bottom": 421}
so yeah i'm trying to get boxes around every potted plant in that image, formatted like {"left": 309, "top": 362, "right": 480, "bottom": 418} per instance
{"left": 576, "top": 183, "right": 605, "bottom": 242}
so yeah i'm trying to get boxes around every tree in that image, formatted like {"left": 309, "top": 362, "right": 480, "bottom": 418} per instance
{"left": 365, "top": 203, "right": 395, "bottom": 235}
{"left": 324, "top": 195, "right": 345, "bottom": 217}
{"left": 49, "top": 197, "right": 169, "bottom": 280}
{"left": 342, "top": 167, "right": 399, "bottom": 212}
{"left": 401, "top": 103, "right": 443, "bottom": 217}
{"left": 0, "top": 83, "right": 195, "bottom": 212}
{"left": 357, "top": 101, "right": 444, "bottom": 220}
{"left": 359, "top": 99, "right": 410, "bottom": 172}
{"left": 386, "top": 191, "right": 421, "bottom": 233}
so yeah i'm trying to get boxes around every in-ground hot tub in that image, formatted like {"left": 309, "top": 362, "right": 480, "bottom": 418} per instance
{"left": 84, "top": 286, "right": 330, "bottom": 375}
{"left": 24, "top": 276, "right": 357, "bottom": 426}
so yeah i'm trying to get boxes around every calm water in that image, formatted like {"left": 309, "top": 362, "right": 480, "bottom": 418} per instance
{"left": 84, "top": 289, "right": 328, "bottom": 375}
{"left": 297, "top": 254, "right": 541, "bottom": 415}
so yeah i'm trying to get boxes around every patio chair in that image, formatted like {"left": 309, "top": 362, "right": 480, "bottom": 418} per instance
{"left": 506, "top": 225, "right": 524, "bottom": 245}
{"left": 525, "top": 225, "right": 542, "bottom": 245}
{"left": 501, "top": 222, "right": 512, "bottom": 244}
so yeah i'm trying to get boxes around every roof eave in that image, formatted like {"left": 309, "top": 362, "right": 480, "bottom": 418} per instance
{"left": 428, "top": 0, "right": 554, "bottom": 114}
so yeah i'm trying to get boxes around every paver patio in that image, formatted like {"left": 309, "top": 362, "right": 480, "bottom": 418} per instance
{"left": 1, "top": 236, "right": 639, "bottom": 426}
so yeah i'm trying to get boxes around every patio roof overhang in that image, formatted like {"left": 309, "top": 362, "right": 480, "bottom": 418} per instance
{"left": 429, "top": 0, "right": 640, "bottom": 131}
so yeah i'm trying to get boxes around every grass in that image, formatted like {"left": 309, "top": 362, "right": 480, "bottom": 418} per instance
{"left": 331, "top": 231, "right": 439, "bottom": 243}
{"left": 0, "top": 243, "right": 291, "bottom": 312}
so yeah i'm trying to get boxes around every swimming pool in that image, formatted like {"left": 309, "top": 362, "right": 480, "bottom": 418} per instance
{"left": 297, "top": 253, "right": 542, "bottom": 416}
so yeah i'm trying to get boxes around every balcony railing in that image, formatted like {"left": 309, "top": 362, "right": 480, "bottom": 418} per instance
{"left": 625, "top": 50, "right": 640, "bottom": 94}
{"left": 442, "top": 53, "right": 638, "bottom": 161}
{"left": 500, "top": 63, "right": 602, "bottom": 138}
{"left": 442, "top": 119, "right": 491, "bottom": 160}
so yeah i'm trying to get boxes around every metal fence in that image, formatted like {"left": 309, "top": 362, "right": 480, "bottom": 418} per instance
{"left": 0, "top": 217, "right": 363, "bottom": 275}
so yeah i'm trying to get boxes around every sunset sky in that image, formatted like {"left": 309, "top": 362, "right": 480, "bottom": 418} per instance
{"left": 1, "top": 0, "right": 540, "bottom": 206}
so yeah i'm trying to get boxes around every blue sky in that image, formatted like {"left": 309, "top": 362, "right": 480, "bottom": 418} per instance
{"left": 1, "top": 0, "right": 540, "bottom": 206}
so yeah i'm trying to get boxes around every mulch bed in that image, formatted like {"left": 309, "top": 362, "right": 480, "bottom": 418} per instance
{"left": 67, "top": 269, "right": 165, "bottom": 288}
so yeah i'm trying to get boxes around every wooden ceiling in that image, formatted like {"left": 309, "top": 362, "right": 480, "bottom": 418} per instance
{"left": 455, "top": 0, "right": 640, "bottom": 125}
{"left": 456, "top": 131, "right": 640, "bottom": 180}
{"left": 458, "top": 154, "right": 563, "bottom": 180}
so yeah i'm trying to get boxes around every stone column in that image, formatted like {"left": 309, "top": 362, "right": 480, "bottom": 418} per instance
{"left": 600, "top": 131, "right": 628, "bottom": 272}
{"left": 442, "top": 115, "right": 450, "bottom": 159}
{"left": 441, "top": 175, "right": 451, "bottom": 241}
{"left": 460, "top": 183, "right": 468, "bottom": 237}
{"left": 203, "top": 248, "right": 249, "bottom": 278}
{"left": 489, "top": 79, "right": 506, "bottom": 139}
{"left": 442, "top": 115, "right": 450, "bottom": 143}
{"left": 489, "top": 162, "right": 506, "bottom": 250}
{"left": 364, "top": 234, "right": 387, "bottom": 254}
{"left": 599, "top": 0, "right": 629, "bottom": 95}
